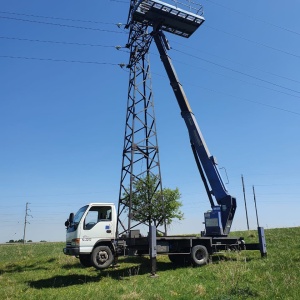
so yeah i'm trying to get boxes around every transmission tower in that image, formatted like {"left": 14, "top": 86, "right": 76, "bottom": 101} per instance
{"left": 117, "top": 1, "right": 164, "bottom": 238}
{"left": 23, "top": 202, "right": 33, "bottom": 244}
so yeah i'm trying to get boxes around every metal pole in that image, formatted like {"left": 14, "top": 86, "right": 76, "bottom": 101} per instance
{"left": 23, "top": 202, "right": 28, "bottom": 244}
{"left": 149, "top": 224, "right": 158, "bottom": 277}
{"left": 241, "top": 175, "right": 250, "bottom": 230}
{"left": 252, "top": 185, "right": 260, "bottom": 227}
{"left": 23, "top": 202, "right": 32, "bottom": 244}
{"left": 252, "top": 186, "right": 267, "bottom": 257}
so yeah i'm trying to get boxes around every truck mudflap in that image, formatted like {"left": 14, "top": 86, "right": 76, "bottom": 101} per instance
{"left": 63, "top": 247, "right": 79, "bottom": 256}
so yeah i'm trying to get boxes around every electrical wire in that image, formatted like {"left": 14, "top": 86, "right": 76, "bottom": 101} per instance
{"left": 1, "top": 10, "right": 299, "bottom": 82}
{"left": 0, "top": 10, "right": 121, "bottom": 26}
{"left": 204, "top": 0, "right": 300, "bottom": 37}
{"left": 205, "top": 24, "right": 300, "bottom": 60}
{"left": 2, "top": 34, "right": 299, "bottom": 100}
{"left": 187, "top": 80, "right": 300, "bottom": 116}
{"left": 170, "top": 39, "right": 300, "bottom": 85}
{"left": 0, "top": 11, "right": 299, "bottom": 114}
{"left": 0, "top": 36, "right": 121, "bottom": 48}
{"left": 0, "top": 55, "right": 122, "bottom": 66}
{"left": 0, "top": 52, "right": 299, "bottom": 115}
{"left": 0, "top": 15, "right": 126, "bottom": 34}
{"left": 173, "top": 48, "right": 300, "bottom": 95}
{"left": 151, "top": 71, "right": 300, "bottom": 116}
{"left": 171, "top": 56, "right": 300, "bottom": 101}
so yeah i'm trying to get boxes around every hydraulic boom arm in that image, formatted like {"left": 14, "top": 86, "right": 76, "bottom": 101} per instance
{"left": 152, "top": 28, "right": 236, "bottom": 236}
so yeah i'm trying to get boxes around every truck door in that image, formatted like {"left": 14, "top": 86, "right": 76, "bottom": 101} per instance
{"left": 81, "top": 205, "right": 114, "bottom": 248}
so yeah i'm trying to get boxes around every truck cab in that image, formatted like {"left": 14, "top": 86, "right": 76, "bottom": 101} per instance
{"left": 63, "top": 203, "right": 117, "bottom": 269}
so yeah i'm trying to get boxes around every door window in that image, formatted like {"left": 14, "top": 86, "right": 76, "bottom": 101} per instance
{"left": 84, "top": 206, "right": 112, "bottom": 230}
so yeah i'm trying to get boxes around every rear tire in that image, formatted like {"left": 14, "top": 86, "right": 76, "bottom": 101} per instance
{"left": 91, "top": 245, "right": 114, "bottom": 270}
{"left": 191, "top": 245, "right": 209, "bottom": 266}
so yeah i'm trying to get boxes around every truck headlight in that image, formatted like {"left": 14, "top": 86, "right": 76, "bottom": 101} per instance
{"left": 71, "top": 238, "right": 80, "bottom": 247}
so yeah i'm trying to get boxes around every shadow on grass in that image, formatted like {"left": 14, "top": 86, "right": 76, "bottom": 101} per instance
{"left": 28, "top": 253, "right": 255, "bottom": 289}
{"left": 29, "top": 274, "right": 103, "bottom": 288}
{"left": 211, "top": 253, "right": 254, "bottom": 264}
{"left": 61, "top": 263, "right": 85, "bottom": 270}
{"left": 28, "top": 256, "right": 188, "bottom": 289}
{"left": 0, "top": 259, "right": 53, "bottom": 274}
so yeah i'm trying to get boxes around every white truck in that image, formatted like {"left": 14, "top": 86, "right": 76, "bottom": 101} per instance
{"left": 63, "top": 203, "right": 117, "bottom": 269}
{"left": 63, "top": 202, "right": 265, "bottom": 270}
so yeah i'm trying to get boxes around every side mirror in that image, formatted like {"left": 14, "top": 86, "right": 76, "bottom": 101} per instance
{"left": 69, "top": 213, "right": 74, "bottom": 224}
{"left": 65, "top": 213, "right": 74, "bottom": 228}
{"left": 65, "top": 220, "right": 70, "bottom": 228}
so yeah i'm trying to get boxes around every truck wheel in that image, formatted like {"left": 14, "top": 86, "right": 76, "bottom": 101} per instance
{"left": 79, "top": 254, "right": 92, "bottom": 267}
{"left": 91, "top": 245, "right": 114, "bottom": 270}
{"left": 191, "top": 245, "right": 209, "bottom": 266}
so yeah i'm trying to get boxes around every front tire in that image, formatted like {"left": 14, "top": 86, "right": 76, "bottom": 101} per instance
{"left": 91, "top": 245, "right": 114, "bottom": 270}
{"left": 191, "top": 245, "right": 209, "bottom": 266}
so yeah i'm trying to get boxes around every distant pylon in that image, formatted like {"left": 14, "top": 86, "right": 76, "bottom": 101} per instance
{"left": 23, "top": 202, "right": 32, "bottom": 244}
{"left": 117, "top": 1, "right": 164, "bottom": 238}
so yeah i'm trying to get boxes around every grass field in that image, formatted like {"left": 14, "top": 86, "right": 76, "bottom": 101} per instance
{"left": 0, "top": 227, "right": 299, "bottom": 299}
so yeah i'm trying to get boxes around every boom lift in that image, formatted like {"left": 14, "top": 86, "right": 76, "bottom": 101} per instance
{"left": 152, "top": 27, "right": 236, "bottom": 237}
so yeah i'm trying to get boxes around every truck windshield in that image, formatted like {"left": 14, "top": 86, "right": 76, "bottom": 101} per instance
{"left": 74, "top": 205, "right": 88, "bottom": 224}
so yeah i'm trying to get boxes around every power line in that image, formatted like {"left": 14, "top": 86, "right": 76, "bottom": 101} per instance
{"left": 1, "top": 9, "right": 299, "bottom": 60}
{"left": 0, "top": 15, "right": 125, "bottom": 34}
{"left": 0, "top": 54, "right": 298, "bottom": 115}
{"left": 205, "top": 24, "right": 300, "bottom": 60}
{"left": 0, "top": 16, "right": 298, "bottom": 114}
{"left": 186, "top": 81, "right": 300, "bottom": 116}
{"left": 0, "top": 36, "right": 122, "bottom": 48}
{"left": 152, "top": 71, "right": 300, "bottom": 116}
{"left": 173, "top": 48, "right": 300, "bottom": 95}
{"left": 170, "top": 39, "right": 300, "bottom": 85}
{"left": 0, "top": 10, "right": 121, "bottom": 26}
{"left": 1, "top": 10, "right": 299, "bottom": 67}
{"left": 1, "top": 35, "right": 299, "bottom": 100}
{"left": 171, "top": 55, "right": 300, "bottom": 101}
{"left": 204, "top": 0, "right": 300, "bottom": 37}
{"left": 0, "top": 55, "right": 123, "bottom": 66}
{"left": 2, "top": 33, "right": 299, "bottom": 98}
{"left": 2, "top": 33, "right": 299, "bottom": 92}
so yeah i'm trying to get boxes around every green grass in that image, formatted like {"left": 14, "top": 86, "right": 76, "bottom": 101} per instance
{"left": 0, "top": 227, "right": 300, "bottom": 299}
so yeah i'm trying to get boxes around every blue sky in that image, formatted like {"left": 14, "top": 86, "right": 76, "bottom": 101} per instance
{"left": 1, "top": 0, "right": 300, "bottom": 243}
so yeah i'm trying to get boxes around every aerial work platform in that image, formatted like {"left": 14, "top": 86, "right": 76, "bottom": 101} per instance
{"left": 132, "top": 0, "right": 205, "bottom": 38}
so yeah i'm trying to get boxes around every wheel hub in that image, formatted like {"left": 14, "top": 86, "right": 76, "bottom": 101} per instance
{"left": 97, "top": 250, "right": 109, "bottom": 263}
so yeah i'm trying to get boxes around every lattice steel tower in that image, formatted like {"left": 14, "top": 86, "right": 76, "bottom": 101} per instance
{"left": 117, "top": 0, "right": 205, "bottom": 239}
{"left": 117, "top": 0, "right": 163, "bottom": 238}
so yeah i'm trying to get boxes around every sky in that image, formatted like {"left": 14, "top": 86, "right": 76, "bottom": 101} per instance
{"left": 1, "top": 0, "right": 300, "bottom": 243}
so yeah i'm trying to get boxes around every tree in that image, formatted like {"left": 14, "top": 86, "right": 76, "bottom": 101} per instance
{"left": 125, "top": 174, "right": 183, "bottom": 231}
